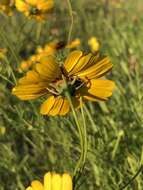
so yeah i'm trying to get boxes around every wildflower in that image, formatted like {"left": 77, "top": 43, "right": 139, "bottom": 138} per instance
{"left": 0, "top": 127, "right": 6, "bottom": 135}
{"left": 88, "top": 37, "right": 100, "bottom": 52}
{"left": 0, "top": 0, "right": 14, "bottom": 15}
{"left": 66, "top": 38, "right": 81, "bottom": 49}
{"left": 18, "top": 55, "right": 37, "bottom": 72}
{"left": 13, "top": 50, "right": 115, "bottom": 116}
{"left": 0, "top": 48, "right": 7, "bottom": 59}
{"left": 15, "top": 0, "right": 54, "bottom": 20}
{"left": 26, "top": 172, "right": 72, "bottom": 190}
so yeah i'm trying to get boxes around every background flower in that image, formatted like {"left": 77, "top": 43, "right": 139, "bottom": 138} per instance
{"left": 26, "top": 172, "right": 72, "bottom": 190}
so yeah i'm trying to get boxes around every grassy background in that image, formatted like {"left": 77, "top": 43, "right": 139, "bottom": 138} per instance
{"left": 0, "top": 0, "right": 143, "bottom": 189}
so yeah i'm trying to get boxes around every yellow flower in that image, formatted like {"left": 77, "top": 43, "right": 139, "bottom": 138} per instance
{"left": 15, "top": 0, "right": 54, "bottom": 20}
{"left": 26, "top": 172, "right": 72, "bottom": 190}
{"left": 19, "top": 55, "right": 38, "bottom": 72}
{"left": 88, "top": 37, "right": 100, "bottom": 52}
{"left": 66, "top": 39, "right": 80, "bottom": 49}
{"left": 36, "top": 41, "right": 65, "bottom": 57}
{"left": 12, "top": 50, "right": 115, "bottom": 116}
{"left": 0, "top": 48, "right": 7, "bottom": 59}
{"left": 0, "top": 0, "right": 14, "bottom": 15}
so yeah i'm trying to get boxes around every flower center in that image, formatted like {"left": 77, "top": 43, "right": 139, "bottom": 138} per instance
{"left": 29, "top": 6, "right": 39, "bottom": 15}
{"left": 47, "top": 77, "right": 84, "bottom": 97}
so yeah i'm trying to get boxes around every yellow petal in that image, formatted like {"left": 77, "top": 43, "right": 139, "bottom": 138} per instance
{"left": 26, "top": 0, "right": 38, "bottom": 6}
{"left": 80, "top": 79, "right": 115, "bottom": 101}
{"left": 12, "top": 83, "right": 47, "bottom": 100}
{"left": 26, "top": 187, "right": 33, "bottom": 190}
{"left": 51, "top": 174, "right": 62, "bottom": 190}
{"left": 77, "top": 56, "right": 113, "bottom": 79}
{"left": 15, "top": 0, "right": 29, "bottom": 12}
{"left": 36, "top": 56, "right": 61, "bottom": 81}
{"left": 38, "top": 0, "right": 54, "bottom": 10}
{"left": 69, "top": 53, "right": 92, "bottom": 75}
{"left": 62, "top": 173, "right": 72, "bottom": 190}
{"left": 64, "top": 50, "right": 83, "bottom": 73}
{"left": 31, "top": 180, "right": 44, "bottom": 190}
{"left": 40, "top": 96, "right": 56, "bottom": 115}
{"left": 58, "top": 98, "right": 70, "bottom": 116}
{"left": 44, "top": 172, "right": 52, "bottom": 190}
{"left": 48, "top": 97, "right": 64, "bottom": 116}
{"left": 19, "top": 70, "right": 41, "bottom": 85}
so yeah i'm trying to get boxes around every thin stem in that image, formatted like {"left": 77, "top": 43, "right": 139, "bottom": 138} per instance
{"left": 36, "top": 22, "right": 43, "bottom": 42}
{"left": 66, "top": 94, "right": 84, "bottom": 176}
{"left": 119, "top": 165, "right": 143, "bottom": 190}
{"left": 80, "top": 97, "right": 88, "bottom": 164}
{"left": 62, "top": 75, "right": 85, "bottom": 176}
{"left": 0, "top": 28, "right": 20, "bottom": 65}
{"left": 66, "top": 0, "right": 74, "bottom": 44}
{"left": 3, "top": 56, "right": 17, "bottom": 84}
{"left": 0, "top": 73, "right": 14, "bottom": 85}
{"left": 84, "top": 104, "right": 98, "bottom": 132}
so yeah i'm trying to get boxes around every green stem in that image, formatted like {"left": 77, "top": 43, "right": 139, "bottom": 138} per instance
{"left": 3, "top": 56, "right": 17, "bottom": 85}
{"left": 62, "top": 75, "right": 85, "bottom": 176}
{"left": 66, "top": 0, "right": 74, "bottom": 44}
{"left": 36, "top": 22, "right": 43, "bottom": 42}
{"left": 84, "top": 104, "right": 98, "bottom": 132}
{"left": 0, "top": 73, "right": 14, "bottom": 85}
{"left": 0, "top": 28, "right": 20, "bottom": 65}
{"left": 66, "top": 93, "right": 85, "bottom": 176}
{"left": 119, "top": 165, "right": 143, "bottom": 190}
{"left": 80, "top": 97, "right": 88, "bottom": 164}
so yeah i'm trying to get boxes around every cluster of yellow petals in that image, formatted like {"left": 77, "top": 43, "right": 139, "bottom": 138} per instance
{"left": 26, "top": 172, "right": 72, "bottom": 190}
{"left": 13, "top": 50, "right": 115, "bottom": 116}
{"left": 15, "top": 0, "right": 54, "bottom": 20}
{"left": 0, "top": 0, "right": 14, "bottom": 15}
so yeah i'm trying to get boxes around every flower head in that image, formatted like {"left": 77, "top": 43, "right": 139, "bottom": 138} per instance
{"left": 15, "top": 0, "right": 54, "bottom": 20}
{"left": 0, "top": 48, "right": 7, "bottom": 59}
{"left": 88, "top": 37, "right": 100, "bottom": 52}
{"left": 13, "top": 50, "right": 115, "bottom": 116}
{"left": 0, "top": 0, "right": 14, "bottom": 15}
{"left": 26, "top": 172, "right": 72, "bottom": 190}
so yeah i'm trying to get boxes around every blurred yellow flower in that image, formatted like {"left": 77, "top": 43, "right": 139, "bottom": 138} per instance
{"left": 26, "top": 172, "right": 72, "bottom": 190}
{"left": 0, "top": 127, "right": 6, "bottom": 135}
{"left": 19, "top": 39, "right": 80, "bottom": 72}
{"left": 0, "top": 0, "right": 14, "bottom": 15}
{"left": 15, "top": 0, "right": 54, "bottom": 20}
{"left": 13, "top": 50, "right": 115, "bottom": 116}
{"left": 19, "top": 41, "right": 65, "bottom": 72}
{"left": 0, "top": 48, "right": 7, "bottom": 59}
{"left": 88, "top": 37, "right": 100, "bottom": 52}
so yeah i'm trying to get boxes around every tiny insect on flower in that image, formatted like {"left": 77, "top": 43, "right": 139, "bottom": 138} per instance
{"left": 12, "top": 50, "right": 115, "bottom": 116}
{"left": 26, "top": 172, "right": 73, "bottom": 190}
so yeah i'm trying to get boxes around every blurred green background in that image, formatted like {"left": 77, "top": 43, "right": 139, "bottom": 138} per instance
{"left": 0, "top": 0, "right": 143, "bottom": 189}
